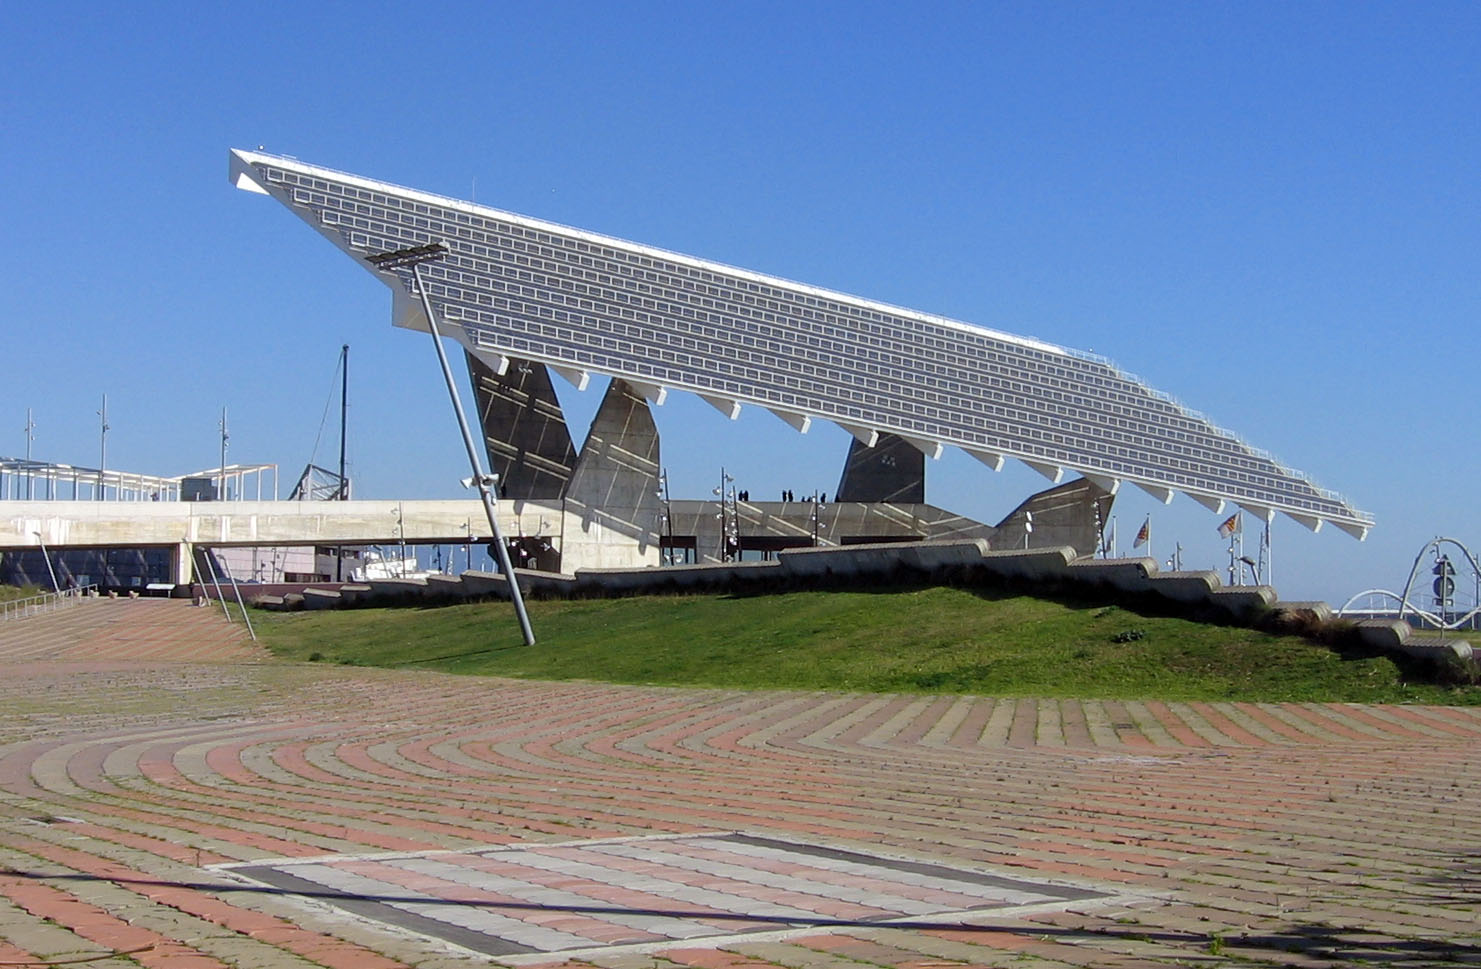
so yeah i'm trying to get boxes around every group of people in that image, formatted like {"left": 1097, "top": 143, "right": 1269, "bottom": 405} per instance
{"left": 779, "top": 490, "right": 826, "bottom": 503}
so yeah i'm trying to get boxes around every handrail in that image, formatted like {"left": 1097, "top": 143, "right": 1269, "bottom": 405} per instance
{"left": 0, "top": 585, "right": 99, "bottom": 623}
{"left": 196, "top": 548, "right": 233, "bottom": 625}
{"left": 193, "top": 549, "right": 256, "bottom": 641}
{"left": 217, "top": 555, "right": 257, "bottom": 642}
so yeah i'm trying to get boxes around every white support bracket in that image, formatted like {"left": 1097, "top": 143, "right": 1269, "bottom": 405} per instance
{"left": 469, "top": 348, "right": 511, "bottom": 377}
{"left": 229, "top": 153, "right": 269, "bottom": 194}
{"left": 1287, "top": 512, "right": 1324, "bottom": 534}
{"left": 900, "top": 436, "right": 944, "bottom": 460}
{"left": 768, "top": 408, "right": 811, "bottom": 433}
{"left": 1135, "top": 481, "right": 1176, "bottom": 505}
{"left": 700, "top": 395, "right": 741, "bottom": 420}
{"left": 966, "top": 449, "right": 1005, "bottom": 472}
{"left": 1333, "top": 520, "right": 1370, "bottom": 541}
{"left": 389, "top": 288, "right": 429, "bottom": 333}
{"left": 626, "top": 380, "right": 668, "bottom": 406}
{"left": 551, "top": 366, "right": 590, "bottom": 391}
{"left": 1022, "top": 460, "right": 1063, "bottom": 483}
{"left": 835, "top": 422, "right": 879, "bottom": 448}
{"left": 1187, "top": 493, "right": 1226, "bottom": 515}
{"left": 1083, "top": 474, "right": 1121, "bottom": 495}
{"left": 1238, "top": 503, "right": 1276, "bottom": 525}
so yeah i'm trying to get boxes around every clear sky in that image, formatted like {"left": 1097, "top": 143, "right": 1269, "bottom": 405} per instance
{"left": 2, "top": 1, "right": 1477, "bottom": 605}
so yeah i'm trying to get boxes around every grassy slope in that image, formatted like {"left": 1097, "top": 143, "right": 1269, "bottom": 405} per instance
{"left": 253, "top": 586, "right": 1480, "bottom": 704}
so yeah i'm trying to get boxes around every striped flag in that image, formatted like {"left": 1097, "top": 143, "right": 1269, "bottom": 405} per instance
{"left": 1132, "top": 516, "right": 1150, "bottom": 549}
{"left": 1217, "top": 512, "right": 1241, "bottom": 539}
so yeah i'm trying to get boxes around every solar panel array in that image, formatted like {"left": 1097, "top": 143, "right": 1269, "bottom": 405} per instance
{"left": 231, "top": 150, "right": 1371, "bottom": 536}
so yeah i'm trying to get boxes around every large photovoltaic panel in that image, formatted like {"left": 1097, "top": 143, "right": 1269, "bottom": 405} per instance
{"left": 230, "top": 150, "right": 1371, "bottom": 537}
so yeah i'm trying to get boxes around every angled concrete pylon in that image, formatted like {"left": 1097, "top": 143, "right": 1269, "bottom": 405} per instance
{"left": 561, "top": 378, "right": 663, "bottom": 568}
{"left": 466, "top": 352, "right": 577, "bottom": 500}
{"left": 993, "top": 477, "right": 1115, "bottom": 556}
{"left": 836, "top": 433, "right": 926, "bottom": 503}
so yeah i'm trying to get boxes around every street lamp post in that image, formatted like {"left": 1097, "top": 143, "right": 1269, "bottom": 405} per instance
{"left": 218, "top": 406, "right": 229, "bottom": 500}
{"left": 713, "top": 468, "right": 736, "bottom": 561}
{"left": 657, "top": 469, "right": 675, "bottom": 565}
{"left": 24, "top": 408, "right": 35, "bottom": 501}
{"left": 97, "top": 394, "right": 109, "bottom": 501}
{"left": 365, "top": 241, "right": 536, "bottom": 646}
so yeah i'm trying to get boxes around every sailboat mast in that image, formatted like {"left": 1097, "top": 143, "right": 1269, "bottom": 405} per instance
{"left": 335, "top": 344, "right": 349, "bottom": 583}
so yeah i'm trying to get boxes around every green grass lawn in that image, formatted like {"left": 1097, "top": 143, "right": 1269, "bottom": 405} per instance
{"left": 252, "top": 586, "right": 1480, "bottom": 704}
{"left": 0, "top": 583, "right": 44, "bottom": 603}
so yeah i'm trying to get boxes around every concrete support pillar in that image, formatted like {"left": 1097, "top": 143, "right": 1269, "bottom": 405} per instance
{"left": 836, "top": 432, "right": 926, "bottom": 503}
{"left": 561, "top": 379, "right": 662, "bottom": 570}
{"left": 466, "top": 352, "right": 577, "bottom": 500}
{"left": 174, "top": 542, "right": 194, "bottom": 585}
{"left": 993, "top": 478, "right": 1114, "bottom": 556}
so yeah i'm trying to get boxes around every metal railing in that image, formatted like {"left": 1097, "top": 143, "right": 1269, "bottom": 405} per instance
{"left": 194, "top": 548, "right": 256, "bottom": 642}
{"left": 0, "top": 585, "right": 99, "bottom": 623}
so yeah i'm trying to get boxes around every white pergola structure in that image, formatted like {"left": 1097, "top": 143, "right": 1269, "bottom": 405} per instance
{"left": 231, "top": 149, "right": 1371, "bottom": 542}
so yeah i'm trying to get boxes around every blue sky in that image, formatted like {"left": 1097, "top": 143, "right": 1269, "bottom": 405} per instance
{"left": 2, "top": 1, "right": 1477, "bottom": 604}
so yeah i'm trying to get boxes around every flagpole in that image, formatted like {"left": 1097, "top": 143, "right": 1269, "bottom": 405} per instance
{"left": 1238, "top": 527, "right": 1245, "bottom": 584}
{"left": 1132, "top": 515, "right": 1151, "bottom": 558}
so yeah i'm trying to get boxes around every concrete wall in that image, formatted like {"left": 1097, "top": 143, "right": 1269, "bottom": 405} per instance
{"left": 270, "top": 539, "right": 1285, "bottom": 625}
{"left": 0, "top": 498, "right": 526, "bottom": 548}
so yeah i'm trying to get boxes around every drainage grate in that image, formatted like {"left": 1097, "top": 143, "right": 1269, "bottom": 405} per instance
{"left": 224, "top": 832, "right": 1108, "bottom": 960}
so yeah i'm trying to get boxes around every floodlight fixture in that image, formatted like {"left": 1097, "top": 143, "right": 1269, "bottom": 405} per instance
{"left": 364, "top": 241, "right": 448, "bottom": 270}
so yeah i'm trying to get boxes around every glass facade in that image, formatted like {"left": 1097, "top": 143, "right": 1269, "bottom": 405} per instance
{"left": 232, "top": 150, "right": 1371, "bottom": 536}
{"left": 0, "top": 548, "right": 171, "bottom": 590}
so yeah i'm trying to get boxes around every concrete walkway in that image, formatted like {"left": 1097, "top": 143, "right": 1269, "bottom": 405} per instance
{"left": 0, "top": 600, "right": 1477, "bottom": 968}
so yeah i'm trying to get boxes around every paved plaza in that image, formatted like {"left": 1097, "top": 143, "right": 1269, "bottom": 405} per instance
{"left": 0, "top": 598, "right": 1478, "bottom": 968}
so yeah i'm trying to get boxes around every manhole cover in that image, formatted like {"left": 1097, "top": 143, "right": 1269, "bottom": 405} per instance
{"left": 221, "top": 832, "right": 1108, "bottom": 961}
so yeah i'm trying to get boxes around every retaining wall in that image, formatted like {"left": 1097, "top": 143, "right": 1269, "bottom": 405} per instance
{"left": 251, "top": 539, "right": 1473, "bottom": 672}
{"left": 261, "top": 539, "right": 1284, "bottom": 623}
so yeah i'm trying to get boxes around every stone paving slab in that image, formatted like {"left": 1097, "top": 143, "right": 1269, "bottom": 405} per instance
{"left": 1, "top": 600, "right": 1480, "bottom": 967}
{"left": 214, "top": 832, "right": 1112, "bottom": 962}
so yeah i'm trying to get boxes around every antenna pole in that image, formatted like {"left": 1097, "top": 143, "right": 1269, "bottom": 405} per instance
{"left": 219, "top": 406, "right": 229, "bottom": 500}
{"left": 337, "top": 344, "right": 349, "bottom": 580}
{"left": 97, "top": 394, "right": 109, "bottom": 501}
{"left": 24, "top": 408, "right": 35, "bottom": 501}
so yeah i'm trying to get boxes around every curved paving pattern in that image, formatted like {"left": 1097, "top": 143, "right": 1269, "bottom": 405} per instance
{"left": 0, "top": 599, "right": 1478, "bottom": 967}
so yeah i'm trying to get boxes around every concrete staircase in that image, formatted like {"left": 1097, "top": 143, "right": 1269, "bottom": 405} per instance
{"left": 0, "top": 597, "right": 263, "bottom": 664}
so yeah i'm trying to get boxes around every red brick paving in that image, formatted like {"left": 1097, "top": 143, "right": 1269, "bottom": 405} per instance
{"left": 1, "top": 599, "right": 1479, "bottom": 967}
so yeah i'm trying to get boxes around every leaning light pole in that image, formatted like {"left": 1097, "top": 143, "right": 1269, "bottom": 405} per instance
{"left": 364, "top": 241, "right": 536, "bottom": 646}
{"left": 31, "top": 532, "right": 59, "bottom": 594}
